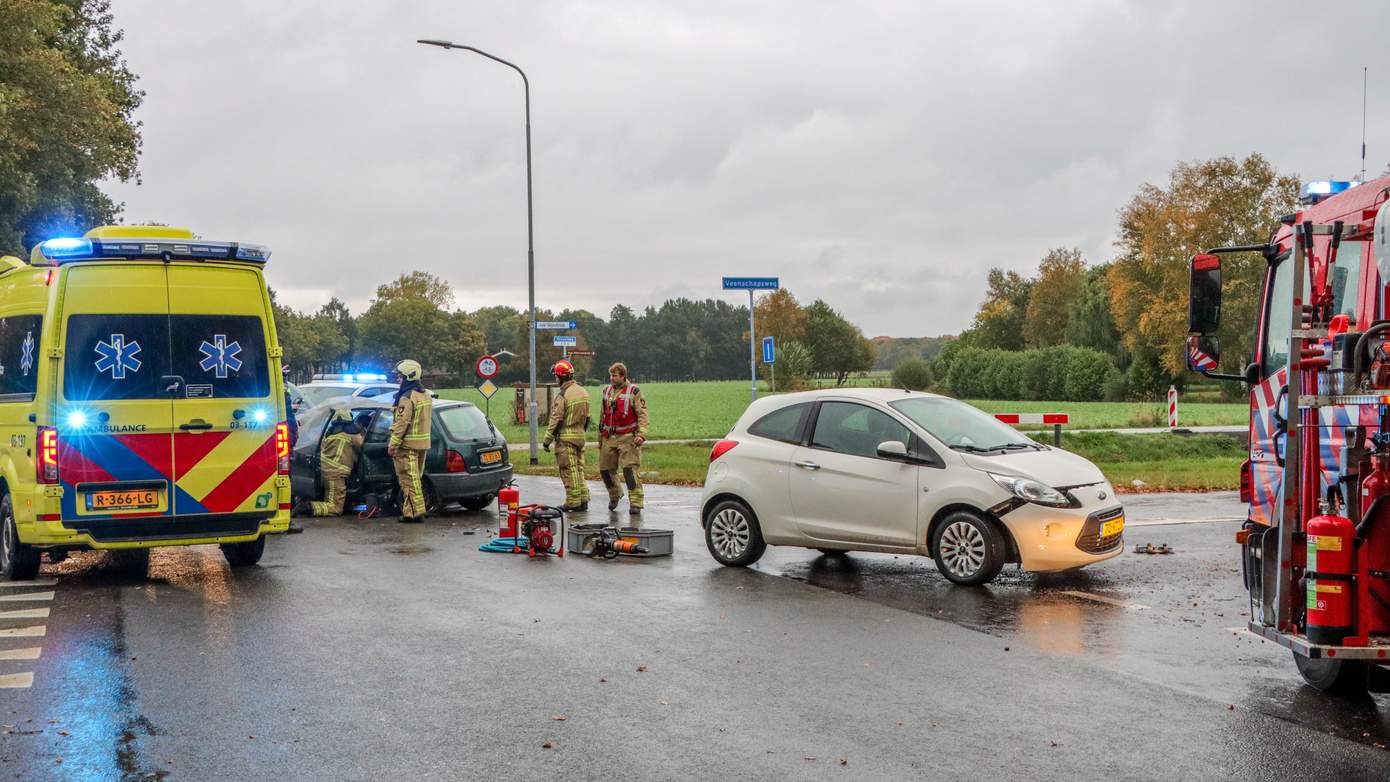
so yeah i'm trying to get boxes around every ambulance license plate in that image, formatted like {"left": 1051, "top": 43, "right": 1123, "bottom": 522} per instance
{"left": 1101, "top": 515, "right": 1125, "bottom": 538}
{"left": 480, "top": 450, "right": 503, "bottom": 465}
{"left": 86, "top": 489, "right": 159, "bottom": 511}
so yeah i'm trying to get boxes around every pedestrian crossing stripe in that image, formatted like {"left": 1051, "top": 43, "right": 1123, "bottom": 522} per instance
{"left": 0, "top": 672, "right": 34, "bottom": 688}
{"left": 0, "top": 647, "right": 40, "bottom": 661}
{"left": 0, "top": 579, "right": 57, "bottom": 589}
{"left": 0, "top": 625, "right": 45, "bottom": 638}
{"left": 0, "top": 608, "right": 49, "bottom": 620}
{"left": 0, "top": 591, "right": 54, "bottom": 602}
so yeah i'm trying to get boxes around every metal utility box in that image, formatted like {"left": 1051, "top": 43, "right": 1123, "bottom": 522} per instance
{"left": 513, "top": 382, "right": 559, "bottom": 425}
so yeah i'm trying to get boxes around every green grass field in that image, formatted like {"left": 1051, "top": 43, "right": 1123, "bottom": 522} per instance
{"left": 511, "top": 431, "right": 1244, "bottom": 492}
{"left": 438, "top": 380, "right": 1249, "bottom": 442}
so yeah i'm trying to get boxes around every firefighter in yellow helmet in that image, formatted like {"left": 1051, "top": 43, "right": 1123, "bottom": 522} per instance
{"left": 599, "top": 362, "right": 649, "bottom": 520}
{"left": 388, "top": 358, "right": 432, "bottom": 523}
{"left": 541, "top": 359, "right": 590, "bottom": 511}
{"left": 306, "top": 409, "right": 364, "bottom": 517}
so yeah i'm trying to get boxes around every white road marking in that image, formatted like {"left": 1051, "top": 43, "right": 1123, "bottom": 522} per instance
{"left": 0, "top": 579, "right": 57, "bottom": 589}
{"left": 1058, "top": 590, "right": 1150, "bottom": 610}
{"left": 0, "top": 672, "right": 34, "bottom": 688}
{"left": 0, "top": 608, "right": 49, "bottom": 620}
{"left": 1128, "top": 517, "right": 1244, "bottom": 527}
{"left": 0, "top": 591, "right": 54, "bottom": 602}
{"left": 0, "top": 647, "right": 40, "bottom": 661}
{"left": 0, "top": 625, "right": 44, "bottom": 638}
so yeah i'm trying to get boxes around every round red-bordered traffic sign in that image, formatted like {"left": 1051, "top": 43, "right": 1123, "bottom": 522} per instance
{"left": 475, "top": 354, "right": 500, "bottom": 380}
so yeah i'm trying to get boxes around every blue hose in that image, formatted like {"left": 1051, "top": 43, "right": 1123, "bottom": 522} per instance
{"left": 479, "top": 536, "right": 528, "bottom": 553}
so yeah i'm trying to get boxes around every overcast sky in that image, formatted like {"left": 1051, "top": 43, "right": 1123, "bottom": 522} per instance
{"left": 102, "top": 0, "right": 1389, "bottom": 337}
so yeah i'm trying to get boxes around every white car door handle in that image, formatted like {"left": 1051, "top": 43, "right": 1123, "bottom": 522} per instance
{"left": 794, "top": 460, "right": 820, "bottom": 470}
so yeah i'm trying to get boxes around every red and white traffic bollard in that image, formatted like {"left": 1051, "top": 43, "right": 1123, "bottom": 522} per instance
{"left": 1167, "top": 385, "right": 1178, "bottom": 430}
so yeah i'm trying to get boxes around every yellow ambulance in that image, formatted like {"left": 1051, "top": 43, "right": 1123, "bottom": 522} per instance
{"left": 0, "top": 226, "right": 291, "bottom": 579}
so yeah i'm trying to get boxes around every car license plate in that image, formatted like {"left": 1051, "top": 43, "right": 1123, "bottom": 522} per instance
{"left": 86, "top": 489, "right": 159, "bottom": 511}
{"left": 1101, "top": 515, "right": 1125, "bottom": 537}
{"left": 480, "top": 450, "right": 502, "bottom": 465}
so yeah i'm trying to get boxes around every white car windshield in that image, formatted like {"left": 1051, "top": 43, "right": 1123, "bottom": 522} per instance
{"left": 299, "top": 385, "right": 357, "bottom": 407}
{"left": 888, "top": 397, "right": 1038, "bottom": 452}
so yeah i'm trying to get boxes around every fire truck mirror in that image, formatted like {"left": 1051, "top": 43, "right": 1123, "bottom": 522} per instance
{"left": 1188, "top": 253, "right": 1222, "bottom": 334}
{"left": 1187, "top": 334, "right": 1220, "bottom": 373}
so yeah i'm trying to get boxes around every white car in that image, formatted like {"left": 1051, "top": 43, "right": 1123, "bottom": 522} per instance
{"left": 700, "top": 389, "right": 1125, "bottom": 585}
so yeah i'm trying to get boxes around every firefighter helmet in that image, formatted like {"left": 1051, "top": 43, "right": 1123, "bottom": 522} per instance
{"left": 395, "top": 359, "right": 423, "bottom": 382}
{"left": 551, "top": 359, "right": 575, "bottom": 378}
{"left": 332, "top": 408, "right": 353, "bottom": 423}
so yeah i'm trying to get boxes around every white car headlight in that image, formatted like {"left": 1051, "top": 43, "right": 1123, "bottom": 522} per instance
{"left": 989, "top": 473, "right": 1073, "bottom": 507}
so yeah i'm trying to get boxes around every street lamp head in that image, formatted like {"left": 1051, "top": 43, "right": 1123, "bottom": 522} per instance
{"left": 417, "top": 39, "right": 455, "bottom": 48}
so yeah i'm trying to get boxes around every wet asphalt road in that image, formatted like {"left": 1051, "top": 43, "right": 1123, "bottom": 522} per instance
{"left": 1, "top": 478, "right": 1387, "bottom": 781}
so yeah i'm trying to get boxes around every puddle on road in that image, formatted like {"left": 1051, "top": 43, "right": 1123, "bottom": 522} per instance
{"left": 388, "top": 544, "right": 433, "bottom": 556}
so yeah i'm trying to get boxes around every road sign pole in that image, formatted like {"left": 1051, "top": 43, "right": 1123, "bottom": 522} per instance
{"left": 749, "top": 289, "right": 756, "bottom": 402}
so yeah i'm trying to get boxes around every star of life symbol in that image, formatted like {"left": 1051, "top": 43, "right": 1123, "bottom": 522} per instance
{"left": 198, "top": 334, "right": 243, "bottom": 379}
{"left": 19, "top": 331, "right": 34, "bottom": 376}
{"left": 94, "top": 334, "right": 142, "bottom": 380}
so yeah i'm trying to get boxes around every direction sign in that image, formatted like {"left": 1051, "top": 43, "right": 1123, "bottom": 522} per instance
{"left": 535, "top": 320, "right": 577, "bottom": 330}
{"left": 477, "top": 379, "right": 498, "bottom": 399}
{"left": 475, "top": 354, "right": 500, "bottom": 380}
{"left": 553, "top": 335, "right": 578, "bottom": 347}
{"left": 762, "top": 336, "right": 776, "bottom": 364}
{"left": 568, "top": 349, "right": 595, "bottom": 357}
{"left": 722, "top": 277, "right": 779, "bottom": 290}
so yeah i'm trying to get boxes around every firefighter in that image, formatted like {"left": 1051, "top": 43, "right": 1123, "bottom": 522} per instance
{"left": 306, "top": 409, "right": 364, "bottom": 517}
{"left": 388, "top": 358, "right": 433, "bottom": 523}
{"left": 598, "top": 362, "right": 649, "bottom": 519}
{"left": 541, "top": 359, "right": 591, "bottom": 512}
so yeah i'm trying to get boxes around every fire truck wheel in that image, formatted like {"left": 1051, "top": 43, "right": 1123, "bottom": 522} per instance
{"left": 460, "top": 494, "right": 495, "bottom": 512}
{"left": 704, "top": 499, "right": 765, "bottom": 567}
{"left": 0, "top": 495, "right": 40, "bottom": 581}
{"left": 220, "top": 536, "right": 267, "bottom": 568}
{"left": 930, "top": 511, "right": 1005, "bottom": 586}
{"left": 1294, "top": 651, "right": 1370, "bottom": 696}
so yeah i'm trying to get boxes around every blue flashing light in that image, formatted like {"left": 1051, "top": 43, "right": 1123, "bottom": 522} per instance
{"left": 40, "top": 237, "right": 94, "bottom": 258}
{"left": 1300, "top": 180, "right": 1359, "bottom": 203}
{"left": 65, "top": 411, "right": 88, "bottom": 429}
{"left": 252, "top": 408, "right": 269, "bottom": 424}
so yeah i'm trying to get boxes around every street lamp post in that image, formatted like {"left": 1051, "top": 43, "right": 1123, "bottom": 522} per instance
{"left": 418, "top": 38, "right": 541, "bottom": 464}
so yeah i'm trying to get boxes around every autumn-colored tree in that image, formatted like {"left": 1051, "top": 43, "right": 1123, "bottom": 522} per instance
{"left": 373, "top": 271, "right": 455, "bottom": 309}
{"left": 971, "top": 269, "right": 1031, "bottom": 350}
{"left": 1108, "top": 154, "right": 1299, "bottom": 375}
{"left": 754, "top": 288, "right": 808, "bottom": 345}
{"left": 0, "top": 0, "right": 144, "bottom": 253}
{"left": 1023, "top": 248, "right": 1086, "bottom": 348}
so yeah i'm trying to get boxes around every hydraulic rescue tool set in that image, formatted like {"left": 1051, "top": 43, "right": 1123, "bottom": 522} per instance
{"left": 1187, "top": 178, "right": 1390, "bottom": 694}
{"left": 483, "top": 484, "right": 672, "bottom": 559}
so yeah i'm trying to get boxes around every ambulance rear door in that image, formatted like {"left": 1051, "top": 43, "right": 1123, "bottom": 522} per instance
{"left": 57, "top": 265, "right": 177, "bottom": 525}
{"left": 165, "top": 265, "right": 279, "bottom": 518}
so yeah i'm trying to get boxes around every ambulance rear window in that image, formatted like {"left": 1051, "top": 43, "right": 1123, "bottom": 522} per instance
{"left": 0, "top": 315, "right": 42, "bottom": 403}
{"left": 63, "top": 314, "right": 270, "bottom": 401}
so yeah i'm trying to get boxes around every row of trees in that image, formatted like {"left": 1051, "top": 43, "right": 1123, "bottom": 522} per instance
{"left": 272, "top": 274, "right": 877, "bottom": 387}
{"left": 925, "top": 153, "right": 1302, "bottom": 401}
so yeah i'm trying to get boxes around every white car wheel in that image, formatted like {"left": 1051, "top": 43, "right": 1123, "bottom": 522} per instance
{"left": 931, "top": 511, "right": 1005, "bottom": 586}
{"left": 704, "top": 499, "right": 766, "bottom": 567}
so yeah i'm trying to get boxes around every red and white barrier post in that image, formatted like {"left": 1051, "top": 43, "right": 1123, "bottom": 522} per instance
{"left": 1167, "top": 385, "right": 1178, "bottom": 430}
{"left": 994, "top": 413, "right": 1070, "bottom": 446}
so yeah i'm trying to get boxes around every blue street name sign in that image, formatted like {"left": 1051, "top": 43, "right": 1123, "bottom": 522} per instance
{"left": 762, "top": 336, "right": 775, "bottom": 364}
{"left": 553, "top": 335, "right": 578, "bottom": 347}
{"left": 721, "top": 277, "right": 780, "bottom": 290}
{"left": 535, "top": 320, "right": 578, "bottom": 330}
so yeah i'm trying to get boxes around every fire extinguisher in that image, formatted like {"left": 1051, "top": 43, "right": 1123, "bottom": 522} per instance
{"left": 1306, "top": 512, "right": 1356, "bottom": 644}
{"left": 498, "top": 484, "right": 520, "bottom": 538}
{"left": 1361, "top": 451, "right": 1390, "bottom": 517}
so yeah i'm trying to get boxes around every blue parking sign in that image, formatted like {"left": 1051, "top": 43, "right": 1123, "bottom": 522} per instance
{"left": 762, "top": 336, "right": 775, "bottom": 364}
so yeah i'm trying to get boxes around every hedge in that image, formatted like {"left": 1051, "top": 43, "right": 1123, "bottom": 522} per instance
{"left": 941, "top": 345, "right": 1120, "bottom": 401}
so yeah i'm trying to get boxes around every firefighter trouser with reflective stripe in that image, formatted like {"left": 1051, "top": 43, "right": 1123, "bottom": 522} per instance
{"left": 394, "top": 449, "right": 428, "bottom": 517}
{"left": 310, "top": 477, "right": 347, "bottom": 517}
{"left": 554, "top": 441, "right": 589, "bottom": 505}
{"left": 599, "top": 434, "right": 643, "bottom": 511}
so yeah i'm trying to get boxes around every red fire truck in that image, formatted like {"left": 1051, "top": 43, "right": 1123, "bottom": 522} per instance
{"left": 1188, "top": 175, "right": 1390, "bottom": 695}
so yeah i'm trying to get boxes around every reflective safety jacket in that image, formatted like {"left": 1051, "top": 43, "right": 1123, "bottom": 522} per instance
{"left": 600, "top": 382, "right": 648, "bottom": 438}
{"left": 546, "top": 380, "right": 590, "bottom": 445}
{"left": 390, "top": 389, "right": 433, "bottom": 451}
{"left": 319, "top": 431, "right": 364, "bottom": 479}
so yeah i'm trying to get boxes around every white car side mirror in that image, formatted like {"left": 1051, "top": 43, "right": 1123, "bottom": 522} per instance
{"left": 876, "top": 440, "right": 908, "bottom": 458}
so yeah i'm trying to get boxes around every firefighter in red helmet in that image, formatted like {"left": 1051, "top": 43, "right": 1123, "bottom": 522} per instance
{"left": 542, "top": 359, "right": 591, "bottom": 511}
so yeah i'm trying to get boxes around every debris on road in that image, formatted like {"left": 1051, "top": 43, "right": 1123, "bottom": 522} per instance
{"left": 1133, "top": 543, "right": 1173, "bottom": 555}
